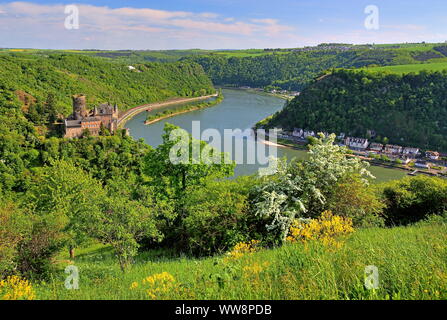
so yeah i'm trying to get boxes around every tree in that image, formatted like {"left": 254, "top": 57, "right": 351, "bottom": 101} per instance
{"left": 88, "top": 195, "right": 160, "bottom": 271}
{"left": 45, "top": 93, "right": 58, "bottom": 124}
{"left": 143, "top": 123, "right": 235, "bottom": 248}
{"left": 182, "top": 177, "right": 256, "bottom": 255}
{"left": 24, "top": 160, "right": 105, "bottom": 259}
{"left": 0, "top": 200, "right": 31, "bottom": 275}
{"left": 251, "top": 134, "right": 373, "bottom": 244}
{"left": 327, "top": 174, "right": 385, "bottom": 227}
{"left": 380, "top": 176, "right": 447, "bottom": 225}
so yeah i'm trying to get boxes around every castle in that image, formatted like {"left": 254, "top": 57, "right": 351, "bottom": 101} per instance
{"left": 64, "top": 95, "right": 119, "bottom": 138}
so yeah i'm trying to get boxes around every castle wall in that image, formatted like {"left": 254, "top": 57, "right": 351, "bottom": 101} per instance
{"left": 64, "top": 127, "right": 84, "bottom": 139}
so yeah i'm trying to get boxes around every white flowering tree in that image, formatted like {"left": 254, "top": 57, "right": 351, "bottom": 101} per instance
{"left": 251, "top": 133, "right": 373, "bottom": 243}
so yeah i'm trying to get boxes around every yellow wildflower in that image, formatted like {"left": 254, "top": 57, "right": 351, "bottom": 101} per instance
{"left": 287, "top": 211, "right": 354, "bottom": 249}
{"left": 0, "top": 275, "right": 35, "bottom": 300}
{"left": 132, "top": 272, "right": 179, "bottom": 300}
{"left": 226, "top": 240, "right": 261, "bottom": 261}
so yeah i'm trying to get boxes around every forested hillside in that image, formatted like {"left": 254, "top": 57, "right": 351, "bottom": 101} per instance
{"left": 184, "top": 45, "right": 447, "bottom": 90}
{"left": 264, "top": 69, "right": 447, "bottom": 151}
{"left": 0, "top": 53, "right": 214, "bottom": 116}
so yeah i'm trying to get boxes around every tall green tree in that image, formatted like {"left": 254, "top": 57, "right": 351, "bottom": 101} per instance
{"left": 143, "top": 123, "right": 235, "bottom": 248}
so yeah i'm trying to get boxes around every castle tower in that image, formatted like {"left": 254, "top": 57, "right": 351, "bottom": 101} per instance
{"left": 72, "top": 94, "right": 88, "bottom": 120}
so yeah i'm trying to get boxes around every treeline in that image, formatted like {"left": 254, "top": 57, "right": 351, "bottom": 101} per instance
{"left": 264, "top": 69, "right": 447, "bottom": 151}
{"left": 0, "top": 53, "right": 214, "bottom": 117}
{"left": 183, "top": 47, "right": 446, "bottom": 90}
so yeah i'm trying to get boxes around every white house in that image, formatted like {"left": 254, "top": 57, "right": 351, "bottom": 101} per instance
{"left": 403, "top": 147, "right": 420, "bottom": 156}
{"left": 384, "top": 144, "right": 403, "bottom": 154}
{"left": 292, "top": 128, "right": 303, "bottom": 138}
{"left": 344, "top": 137, "right": 369, "bottom": 150}
{"left": 369, "top": 143, "right": 384, "bottom": 152}
{"left": 303, "top": 130, "right": 316, "bottom": 138}
{"left": 426, "top": 151, "right": 440, "bottom": 160}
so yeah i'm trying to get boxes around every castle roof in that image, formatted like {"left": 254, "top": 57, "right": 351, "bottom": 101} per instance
{"left": 95, "top": 103, "right": 117, "bottom": 115}
{"left": 65, "top": 117, "right": 101, "bottom": 128}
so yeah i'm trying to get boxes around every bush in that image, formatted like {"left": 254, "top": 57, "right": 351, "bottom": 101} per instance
{"left": 182, "top": 178, "right": 257, "bottom": 255}
{"left": 0, "top": 201, "right": 31, "bottom": 275}
{"left": 327, "top": 174, "right": 385, "bottom": 227}
{"left": 380, "top": 176, "right": 447, "bottom": 225}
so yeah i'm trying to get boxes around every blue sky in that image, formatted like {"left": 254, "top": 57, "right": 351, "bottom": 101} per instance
{"left": 0, "top": 0, "right": 446, "bottom": 49}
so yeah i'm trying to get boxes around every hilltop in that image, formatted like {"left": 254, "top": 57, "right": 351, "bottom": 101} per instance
{"left": 4, "top": 42, "right": 447, "bottom": 93}
{"left": 0, "top": 53, "right": 214, "bottom": 117}
{"left": 263, "top": 68, "right": 447, "bottom": 151}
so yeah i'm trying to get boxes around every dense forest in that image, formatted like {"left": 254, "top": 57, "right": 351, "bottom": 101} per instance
{"left": 0, "top": 53, "right": 214, "bottom": 116}
{"left": 183, "top": 46, "right": 447, "bottom": 90}
{"left": 263, "top": 69, "right": 447, "bottom": 151}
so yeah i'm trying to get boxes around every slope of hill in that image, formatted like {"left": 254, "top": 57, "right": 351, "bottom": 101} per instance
{"left": 182, "top": 44, "right": 447, "bottom": 91}
{"left": 0, "top": 53, "right": 215, "bottom": 116}
{"left": 35, "top": 219, "right": 447, "bottom": 300}
{"left": 362, "top": 61, "right": 447, "bottom": 74}
{"left": 4, "top": 43, "right": 447, "bottom": 93}
{"left": 263, "top": 68, "right": 447, "bottom": 151}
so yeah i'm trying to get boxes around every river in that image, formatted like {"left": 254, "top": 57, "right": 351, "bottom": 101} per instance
{"left": 125, "top": 89, "right": 406, "bottom": 182}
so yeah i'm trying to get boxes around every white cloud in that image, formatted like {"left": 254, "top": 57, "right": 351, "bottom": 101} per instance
{"left": 0, "top": 1, "right": 299, "bottom": 49}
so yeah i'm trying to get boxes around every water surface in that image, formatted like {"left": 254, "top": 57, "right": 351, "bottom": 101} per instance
{"left": 125, "top": 89, "right": 406, "bottom": 182}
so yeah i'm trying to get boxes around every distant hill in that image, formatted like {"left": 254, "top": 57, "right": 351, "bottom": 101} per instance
{"left": 263, "top": 68, "right": 447, "bottom": 151}
{"left": 183, "top": 44, "right": 447, "bottom": 91}
{"left": 0, "top": 53, "right": 214, "bottom": 116}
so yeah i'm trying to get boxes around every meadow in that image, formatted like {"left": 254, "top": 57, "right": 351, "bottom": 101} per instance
{"left": 33, "top": 217, "right": 447, "bottom": 300}
{"left": 364, "top": 61, "right": 447, "bottom": 74}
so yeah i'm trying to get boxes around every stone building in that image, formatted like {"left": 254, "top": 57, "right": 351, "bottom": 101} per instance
{"left": 64, "top": 95, "right": 119, "bottom": 138}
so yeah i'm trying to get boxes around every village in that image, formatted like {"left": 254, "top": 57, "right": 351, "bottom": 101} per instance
{"left": 276, "top": 128, "right": 447, "bottom": 177}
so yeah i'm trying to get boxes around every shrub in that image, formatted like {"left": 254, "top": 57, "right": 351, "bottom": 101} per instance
{"left": 0, "top": 275, "right": 35, "bottom": 300}
{"left": 182, "top": 178, "right": 256, "bottom": 255}
{"left": 327, "top": 174, "right": 385, "bottom": 227}
{"left": 286, "top": 211, "right": 354, "bottom": 248}
{"left": 380, "top": 176, "right": 447, "bottom": 225}
{"left": 0, "top": 201, "right": 31, "bottom": 275}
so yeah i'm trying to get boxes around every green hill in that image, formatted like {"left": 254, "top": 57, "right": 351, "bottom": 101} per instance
{"left": 183, "top": 44, "right": 447, "bottom": 91}
{"left": 0, "top": 53, "right": 214, "bottom": 116}
{"left": 362, "top": 61, "right": 447, "bottom": 74}
{"left": 263, "top": 68, "right": 447, "bottom": 151}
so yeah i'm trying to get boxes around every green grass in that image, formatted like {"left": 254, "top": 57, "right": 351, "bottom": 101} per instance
{"left": 34, "top": 219, "right": 447, "bottom": 300}
{"left": 364, "top": 62, "right": 447, "bottom": 74}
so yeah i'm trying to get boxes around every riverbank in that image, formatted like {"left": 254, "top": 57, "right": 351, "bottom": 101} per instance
{"left": 144, "top": 93, "right": 223, "bottom": 125}
{"left": 258, "top": 134, "right": 445, "bottom": 178}
{"left": 118, "top": 93, "right": 219, "bottom": 128}
{"left": 218, "top": 86, "right": 293, "bottom": 101}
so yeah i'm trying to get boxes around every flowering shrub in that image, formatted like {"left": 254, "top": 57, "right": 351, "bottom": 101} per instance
{"left": 226, "top": 240, "right": 261, "bottom": 260}
{"left": 131, "top": 272, "right": 180, "bottom": 300}
{"left": 286, "top": 211, "right": 354, "bottom": 248}
{"left": 0, "top": 275, "right": 35, "bottom": 300}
